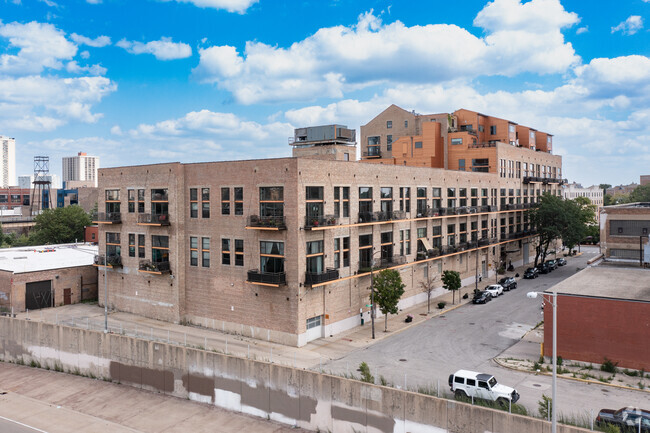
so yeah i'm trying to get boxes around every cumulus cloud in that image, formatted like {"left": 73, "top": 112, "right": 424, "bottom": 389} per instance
{"left": 0, "top": 21, "right": 77, "bottom": 74}
{"left": 117, "top": 37, "right": 192, "bottom": 60}
{"left": 165, "top": 0, "right": 257, "bottom": 13}
{"left": 194, "top": 1, "right": 580, "bottom": 104}
{"left": 70, "top": 33, "right": 111, "bottom": 47}
{"left": 66, "top": 60, "right": 107, "bottom": 75}
{"left": 611, "top": 15, "right": 643, "bottom": 35}
{"left": 576, "top": 26, "right": 588, "bottom": 34}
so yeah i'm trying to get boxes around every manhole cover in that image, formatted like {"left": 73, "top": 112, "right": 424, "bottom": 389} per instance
{"left": 601, "top": 389, "right": 609, "bottom": 393}
{"left": 496, "top": 320, "right": 503, "bottom": 323}
{"left": 533, "top": 384, "right": 542, "bottom": 387}
{"left": 469, "top": 322, "right": 475, "bottom": 325}
{"left": 399, "top": 359, "right": 407, "bottom": 362}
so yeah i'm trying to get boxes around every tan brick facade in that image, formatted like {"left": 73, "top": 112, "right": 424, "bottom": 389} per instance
{"left": 600, "top": 203, "right": 650, "bottom": 262}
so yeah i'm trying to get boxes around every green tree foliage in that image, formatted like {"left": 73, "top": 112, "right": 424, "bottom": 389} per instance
{"left": 585, "top": 225, "right": 600, "bottom": 244}
{"left": 628, "top": 184, "right": 650, "bottom": 203}
{"left": 598, "top": 184, "right": 611, "bottom": 194}
{"left": 371, "top": 269, "right": 405, "bottom": 332}
{"left": 441, "top": 270, "right": 461, "bottom": 304}
{"left": 30, "top": 206, "right": 92, "bottom": 245}
{"left": 603, "top": 194, "right": 613, "bottom": 206}
{"left": 359, "top": 362, "right": 374, "bottom": 384}
{"left": 538, "top": 394, "right": 553, "bottom": 420}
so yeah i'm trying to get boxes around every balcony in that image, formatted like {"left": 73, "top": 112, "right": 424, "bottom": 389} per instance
{"left": 374, "top": 211, "right": 392, "bottom": 222}
{"left": 478, "top": 238, "right": 490, "bottom": 247}
{"left": 93, "top": 254, "right": 122, "bottom": 268}
{"left": 305, "top": 215, "right": 338, "bottom": 229}
{"left": 137, "top": 213, "right": 170, "bottom": 226}
{"left": 247, "top": 270, "right": 286, "bottom": 286}
{"left": 92, "top": 212, "right": 122, "bottom": 224}
{"left": 363, "top": 148, "right": 381, "bottom": 158}
{"left": 442, "top": 245, "right": 457, "bottom": 255}
{"left": 391, "top": 210, "right": 406, "bottom": 220}
{"left": 247, "top": 215, "right": 286, "bottom": 230}
{"left": 358, "top": 212, "right": 375, "bottom": 223}
{"left": 305, "top": 268, "right": 339, "bottom": 286}
{"left": 138, "top": 260, "right": 170, "bottom": 274}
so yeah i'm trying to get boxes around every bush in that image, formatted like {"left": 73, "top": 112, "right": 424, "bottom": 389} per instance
{"left": 538, "top": 394, "right": 553, "bottom": 420}
{"left": 601, "top": 358, "right": 618, "bottom": 374}
{"left": 359, "top": 362, "right": 374, "bottom": 384}
{"left": 557, "top": 356, "right": 563, "bottom": 367}
{"left": 437, "top": 301, "right": 446, "bottom": 309}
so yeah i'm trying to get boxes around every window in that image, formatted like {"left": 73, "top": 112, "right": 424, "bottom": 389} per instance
{"left": 458, "top": 159, "right": 465, "bottom": 171}
{"left": 151, "top": 235, "right": 169, "bottom": 266}
{"left": 202, "top": 188, "right": 210, "bottom": 218}
{"left": 190, "top": 188, "right": 198, "bottom": 218}
{"left": 334, "top": 237, "right": 350, "bottom": 268}
{"left": 128, "top": 190, "right": 135, "bottom": 213}
{"left": 221, "top": 187, "right": 230, "bottom": 215}
{"left": 138, "top": 234, "right": 145, "bottom": 258}
{"left": 334, "top": 186, "right": 350, "bottom": 218}
{"left": 509, "top": 124, "right": 516, "bottom": 133}
{"left": 306, "top": 315, "right": 322, "bottom": 330}
{"left": 128, "top": 234, "right": 135, "bottom": 257}
{"left": 260, "top": 241, "right": 284, "bottom": 273}
{"left": 367, "top": 136, "right": 380, "bottom": 145}
{"left": 222, "top": 239, "right": 231, "bottom": 265}
{"left": 306, "top": 240, "right": 324, "bottom": 274}
{"left": 190, "top": 237, "right": 198, "bottom": 266}
{"left": 451, "top": 138, "right": 463, "bottom": 145}
{"left": 105, "top": 189, "right": 120, "bottom": 215}
{"left": 472, "top": 158, "right": 489, "bottom": 173}
{"left": 415, "top": 141, "right": 423, "bottom": 148}
{"left": 358, "top": 187, "right": 373, "bottom": 222}
{"left": 235, "top": 239, "right": 244, "bottom": 266}
{"left": 386, "top": 120, "right": 392, "bottom": 129}
{"left": 416, "top": 187, "right": 427, "bottom": 216}
{"left": 137, "top": 189, "right": 145, "bottom": 213}
{"left": 106, "top": 232, "right": 121, "bottom": 258}
{"left": 306, "top": 186, "right": 324, "bottom": 222}
{"left": 490, "top": 125, "right": 497, "bottom": 135}
{"left": 380, "top": 187, "right": 393, "bottom": 214}
{"left": 387, "top": 135, "right": 393, "bottom": 151}
{"left": 202, "top": 237, "right": 210, "bottom": 267}
{"left": 151, "top": 189, "right": 169, "bottom": 220}
{"left": 358, "top": 234, "right": 373, "bottom": 269}
{"left": 234, "top": 187, "right": 243, "bottom": 215}
{"left": 399, "top": 187, "right": 410, "bottom": 213}
{"left": 400, "top": 229, "right": 411, "bottom": 256}
{"left": 404, "top": 120, "right": 408, "bottom": 128}
{"left": 260, "top": 186, "right": 284, "bottom": 217}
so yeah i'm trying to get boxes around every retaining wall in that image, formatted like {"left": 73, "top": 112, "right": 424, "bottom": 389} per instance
{"left": 0, "top": 317, "right": 589, "bottom": 433}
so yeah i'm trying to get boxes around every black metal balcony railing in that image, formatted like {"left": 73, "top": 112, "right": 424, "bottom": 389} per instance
{"left": 93, "top": 212, "right": 122, "bottom": 223}
{"left": 428, "top": 248, "right": 441, "bottom": 258}
{"left": 457, "top": 242, "right": 469, "bottom": 251}
{"left": 305, "top": 215, "right": 338, "bottom": 228}
{"left": 358, "top": 212, "right": 375, "bottom": 223}
{"left": 391, "top": 210, "right": 406, "bottom": 220}
{"left": 478, "top": 238, "right": 490, "bottom": 247}
{"left": 305, "top": 268, "right": 339, "bottom": 285}
{"left": 363, "top": 149, "right": 381, "bottom": 158}
{"left": 442, "top": 245, "right": 457, "bottom": 255}
{"left": 247, "top": 270, "right": 286, "bottom": 285}
{"left": 94, "top": 254, "right": 122, "bottom": 267}
{"left": 247, "top": 215, "right": 286, "bottom": 230}
{"left": 138, "top": 260, "right": 170, "bottom": 273}
{"left": 137, "top": 213, "right": 170, "bottom": 225}
{"left": 374, "top": 211, "right": 392, "bottom": 222}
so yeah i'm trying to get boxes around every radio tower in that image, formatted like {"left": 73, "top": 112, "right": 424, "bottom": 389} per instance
{"left": 30, "top": 156, "right": 52, "bottom": 214}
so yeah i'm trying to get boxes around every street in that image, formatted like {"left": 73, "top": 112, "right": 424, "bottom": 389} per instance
{"left": 322, "top": 246, "right": 650, "bottom": 419}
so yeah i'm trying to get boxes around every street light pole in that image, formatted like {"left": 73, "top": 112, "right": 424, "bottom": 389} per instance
{"left": 370, "top": 250, "right": 382, "bottom": 340}
{"left": 528, "top": 290, "right": 557, "bottom": 433}
{"left": 103, "top": 255, "right": 108, "bottom": 333}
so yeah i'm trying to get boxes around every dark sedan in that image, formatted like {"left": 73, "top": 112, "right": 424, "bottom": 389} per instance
{"left": 545, "top": 259, "right": 558, "bottom": 270}
{"left": 498, "top": 277, "right": 517, "bottom": 291}
{"left": 536, "top": 263, "right": 550, "bottom": 274}
{"left": 472, "top": 290, "right": 492, "bottom": 304}
{"left": 596, "top": 407, "right": 650, "bottom": 432}
{"left": 523, "top": 268, "right": 539, "bottom": 279}
{"left": 557, "top": 258, "right": 567, "bottom": 266}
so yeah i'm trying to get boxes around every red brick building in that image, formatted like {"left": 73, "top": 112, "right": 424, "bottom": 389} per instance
{"left": 543, "top": 266, "right": 650, "bottom": 371}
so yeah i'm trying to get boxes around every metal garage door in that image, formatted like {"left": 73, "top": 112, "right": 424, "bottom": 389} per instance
{"left": 25, "top": 280, "right": 52, "bottom": 310}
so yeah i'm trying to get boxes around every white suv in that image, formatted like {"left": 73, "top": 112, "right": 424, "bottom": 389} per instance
{"left": 448, "top": 370, "right": 520, "bottom": 405}
{"left": 484, "top": 284, "right": 503, "bottom": 297}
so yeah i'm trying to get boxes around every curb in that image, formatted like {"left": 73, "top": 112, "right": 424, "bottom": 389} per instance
{"left": 493, "top": 357, "right": 650, "bottom": 394}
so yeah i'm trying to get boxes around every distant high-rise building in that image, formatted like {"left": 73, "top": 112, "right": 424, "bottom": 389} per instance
{"left": 0, "top": 136, "right": 16, "bottom": 188}
{"left": 62, "top": 152, "right": 99, "bottom": 187}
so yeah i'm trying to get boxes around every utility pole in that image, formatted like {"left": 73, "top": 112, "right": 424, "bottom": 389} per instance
{"left": 104, "top": 255, "right": 108, "bottom": 333}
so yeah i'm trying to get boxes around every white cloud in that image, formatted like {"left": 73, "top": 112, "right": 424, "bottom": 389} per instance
{"left": 70, "top": 33, "right": 111, "bottom": 47}
{"left": 0, "top": 21, "right": 77, "bottom": 74}
{"left": 611, "top": 15, "right": 643, "bottom": 35}
{"left": 80, "top": 50, "right": 90, "bottom": 59}
{"left": 110, "top": 125, "right": 123, "bottom": 136}
{"left": 86, "top": 0, "right": 102, "bottom": 3}
{"left": 165, "top": 0, "right": 257, "bottom": 13}
{"left": 117, "top": 37, "right": 192, "bottom": 60}
{"left": 194, "top": 1, "right": 580, "bottom": 104}
{"left": 66, "top": 60, "right": 107, "bottom": 75}
{"left": 576, "top": 26, "right": 588, "bottom": 34}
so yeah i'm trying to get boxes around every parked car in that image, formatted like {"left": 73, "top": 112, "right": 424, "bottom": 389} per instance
{"left": 498, "top": 277, "right": 517, "bottom": 291}
{"left": 448, "top": 370, "right": 520, "bottom": 405}
{"left": 536, "top": 262, "right": 550, "bottom": 274}
{"left": 596, "top": 407, "right": 650, "bottom": 432}
{"left": 545, "top": 259, "right": 558, "bottom": 270}
{"left": 472, "top": 290, "right": 492, "bottom": 304}
{"left": 556, "top": 258, "right": 567, "bottom": 266}
{"left": 484, "top": 284, "right": 503, "bottom": 297}
{"left": 523, "top": 267, "right": 539, "bottom": 279}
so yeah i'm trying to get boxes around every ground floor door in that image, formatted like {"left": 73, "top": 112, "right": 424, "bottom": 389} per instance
{"left": 523, "top": 243, "right": 530, "bottom": 264}
{"left": 25, "top": 280, "right": 52, "bottom": 310}
{"left": 63, "top": 288, "right": 72, "bottom": 305}
{"left": 481, "top": 259, "right": 487, "bottom": 278}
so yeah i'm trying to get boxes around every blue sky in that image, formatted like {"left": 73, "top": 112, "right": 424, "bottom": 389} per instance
{"left": 1, "top": 0, "right": 649, "bottom": 187}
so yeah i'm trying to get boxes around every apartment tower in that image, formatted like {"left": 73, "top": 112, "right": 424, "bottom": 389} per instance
{"left": 0, "top": 136, "right": 16, "bottom": 188}
{"left": 62, "top": 152, "right": 99, "bottom": 187}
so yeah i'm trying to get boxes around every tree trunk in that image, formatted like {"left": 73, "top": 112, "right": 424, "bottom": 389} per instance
{"left": 427, "top": 293, "right": 431, "bottom": 314}
{"left": 384, "top": 314, "right": 388, "bottom": 332}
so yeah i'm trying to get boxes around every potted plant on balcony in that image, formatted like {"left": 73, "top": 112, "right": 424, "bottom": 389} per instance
{"left": 327, "top": 217, "right": 337, "bottom": 225}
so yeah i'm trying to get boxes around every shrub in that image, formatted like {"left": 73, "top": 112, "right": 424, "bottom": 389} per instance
{"left": 538, "top": 394, "right": 553, "bottom": 420}
{"left": 600, "top": 358, "right": 618, "bottom": 374}
{"left": 359, "top": 362, "right": 374, "bottom": 384}
{"left": 437, "top": 301, "right": 446, "bottom": 309}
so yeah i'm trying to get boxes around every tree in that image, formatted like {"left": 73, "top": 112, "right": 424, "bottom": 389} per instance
{"left": 598, "top": 184, "right": 611, "bottom": 195}
{"left": 371, "top": 269, "right": 405, "bottom": 332}
{"left": 529, "top": 194, "right": 566, "bottom": 265}
{"left": 419, "top": 270, "right": 438, "bottom": 314}
{"left": 441, "top": 270, "right": 461, "bottom": 304}
{"left": 628, "top": 184, "right": 650, "bottom": 203}
{"left": 30, "top": 205, "right": 92, "bottom": 245}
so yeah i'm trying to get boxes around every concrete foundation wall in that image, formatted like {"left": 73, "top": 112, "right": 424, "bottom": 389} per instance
{"left": 0, "top": 317, "right": 592, "bottom": 433}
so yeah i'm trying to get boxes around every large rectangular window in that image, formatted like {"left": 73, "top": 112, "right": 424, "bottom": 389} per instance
{"left": 138, "top": 189, "right": 145, "bottom": 213}
{"left": 235, "top": 239, "right": 244, "bottom": 266}
{"left": 222, "top": 239, "right": 231, "bottom": 265}
{"left": 151, "top": 235, "right": 169, "bottom": 265}
{"left": 190, "top": 236, "right": 198, "bottom": 266}
{"left": 416, "top": 187, "right": 427, "bottom": 217}
{"left": 400, "top": 187, "right": 410, "bottom": 213}
{"left": 202, "top": 188, "right": 210, "bottom": 218}
{"left": 234, "top": 187, "right": 243, "bottom": 216}
{"left": 221, "top": 187, "right": 230, "bottom": 215}
{"left": 190, "top": 188, "right": 198, "bottom": 218}
{"left": 260, "top": 241, "right": 284, "bottom": 273}
{"left": 106, "top": 232, "right": 121, "bottom": 258}
{"left": 128, "top": 233, "right": 135, "bottom": 257}
{"left": 138, "top": 234, "right": 145, "bottom": 258}
{"left": 128, "top": 190, "right": 135, "bottom": 213}
{"left": 306, "top": 240, "right": 324, "bottom": 274}
{"left": 380, "top": 187, "right": 393, "bottom": 215}
{"left": 202, "top": 237, "right": 210, "bottom": 267}
{"left": 358, "top": 187, "right": 373, "bottom": 222}
{"left": 260, "top": 186, "right": 284, "bottom": 217}
{"left": 306, "top": 186, "right": 324, "bottom": 222}
{"left": 151, "top": 189, "right": 169, "bottom": 219}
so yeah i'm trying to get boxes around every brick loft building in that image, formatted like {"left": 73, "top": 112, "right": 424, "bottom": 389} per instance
{"left": 94, "top": 110, "right": 563, "bottom": 347}
{"left": 600, "top": 202, "right": 650, "bottom": 263}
